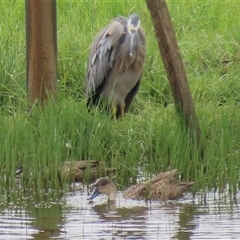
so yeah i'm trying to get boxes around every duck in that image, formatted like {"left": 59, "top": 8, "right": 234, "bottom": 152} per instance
{"left": 15, "top": 164, "right": 23, "bottom": 176}
{"left": 87, "top": 169, "right": 194, "bottom": 202}
{"left": 15, "top": 161, "right": 115, "bottom": 183}
{"left": 15, "top": 164, "right": 23, "bottom": 184}
{"left": 59, "top": 160, "right": 115, "bottom": 182}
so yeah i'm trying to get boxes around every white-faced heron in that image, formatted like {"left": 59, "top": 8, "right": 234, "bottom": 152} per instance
{"left": 85, "top": 13, "right": 146, "bottom": 119}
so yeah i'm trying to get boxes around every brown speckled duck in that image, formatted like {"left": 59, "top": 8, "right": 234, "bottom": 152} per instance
{"left": 60, "top": 160, "right": 115, "bottom": 182}
{"left": 15, "top": 161, "right": 115, "bottom": 183}
{"left": 87, "top": 169, "right": 194, "bottom": 202}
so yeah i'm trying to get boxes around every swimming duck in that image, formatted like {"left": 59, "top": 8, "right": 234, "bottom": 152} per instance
{"left": 15, "top": 165, "right": 23, "bottom": 176}
{"left": 60, "top": 160, "right": 115, "bottom": 182}
{"left": 15, "top": 164, "right": 23, "bottom": 184}
{"left": 88, "top": 169, "right": 194, "bottom": 202}
{"left": 15, "top": 161, "right": 115, "bottom": 183}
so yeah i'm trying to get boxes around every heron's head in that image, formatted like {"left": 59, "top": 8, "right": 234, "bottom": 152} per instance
{"left": 87, "top": 177, "right": 117, "bottom": 202}
{"left": 127, "top": 13, "right": 141, "bottom": 57}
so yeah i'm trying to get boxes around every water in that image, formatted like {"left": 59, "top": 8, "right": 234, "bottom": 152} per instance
{"left": 0, "top": 184, "right": 239, "bottom": 240}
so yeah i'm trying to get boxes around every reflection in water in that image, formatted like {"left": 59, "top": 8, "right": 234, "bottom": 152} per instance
{"left": 91, "top": 202, "right": 148, "bottom": 239}
{"left": 175, "top": 204, "right": 197, "bottom": 240}
{"left": 0, "top": 207, "right": 38, "bottom": 239}
{"left": 29, "top": 203, "right": 65, "bottom": 239}
{"left": 61, "top": 190, "right": 195, "bottom": 239}
{"left": 0, "top": 186, "right": 239, "bottom": 239}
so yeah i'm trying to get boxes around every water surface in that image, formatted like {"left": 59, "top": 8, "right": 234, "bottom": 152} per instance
{"left": 0, "top": 184, "right": 239, "bottom": 239}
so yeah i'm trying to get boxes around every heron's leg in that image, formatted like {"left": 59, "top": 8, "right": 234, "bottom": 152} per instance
{"left": 120, "top": 106, "right": 125, "bottom": 119}
{"left": 111, "top": 104, "right": 117, "bottom": 120}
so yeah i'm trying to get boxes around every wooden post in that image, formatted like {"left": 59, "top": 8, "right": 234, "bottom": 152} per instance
{"left": 146, "top": 0, "right": 201, "bottom": 144}
{"left": 26, "top": 0, "right": 57, "bottom": 104}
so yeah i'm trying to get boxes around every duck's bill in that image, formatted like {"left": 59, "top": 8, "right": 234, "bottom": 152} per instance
{"left": 87, "top": 188, "right": 100, "bottom": 200}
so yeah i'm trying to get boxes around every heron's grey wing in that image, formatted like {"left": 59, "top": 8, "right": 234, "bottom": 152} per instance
{"left": 86, "top": 20, "right": 125, "bottom": 100}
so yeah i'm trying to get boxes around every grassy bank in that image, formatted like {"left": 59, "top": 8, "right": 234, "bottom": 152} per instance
{"left": 1, "top": 0, "right": 240, "bottom": 201}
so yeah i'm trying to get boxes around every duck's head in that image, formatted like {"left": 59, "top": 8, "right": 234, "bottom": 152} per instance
{"left": 15, "top": 165, "right": 23, "bottom": 176}
{"left": 87, "top": 177, "right": 117, "bottom": 202}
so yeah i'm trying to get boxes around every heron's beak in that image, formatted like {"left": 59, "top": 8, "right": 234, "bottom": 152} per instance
{"left": 87, "top": 187, "right": 101, "bottom": 200}
{"left": 130, "top": 30, "right": 136, "bottom": 57}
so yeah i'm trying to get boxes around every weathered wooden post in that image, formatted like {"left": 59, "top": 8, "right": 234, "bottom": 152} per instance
{"left": 146, "top": 0, "right": 201, "bottom": 145}
{"left": 26, "top": 0, "right": 57, "bottom": 104}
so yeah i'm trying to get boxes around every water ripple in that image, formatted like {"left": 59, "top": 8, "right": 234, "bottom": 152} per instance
{"left": 0, "top": 188, "right": 239, "bottom": 239}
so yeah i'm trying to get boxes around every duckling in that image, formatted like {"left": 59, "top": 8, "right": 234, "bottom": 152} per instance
{"left": 88, "top": 169, "right": 194, "bottom": 202}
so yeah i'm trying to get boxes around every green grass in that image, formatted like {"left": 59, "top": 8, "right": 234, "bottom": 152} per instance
{"left": 1, "top": 0, "right": 240, "bottom": 203}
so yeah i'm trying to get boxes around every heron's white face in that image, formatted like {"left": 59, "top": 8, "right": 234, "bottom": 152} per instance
{"left": 127, "top": 18, "right": 141, "bottom": 35}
